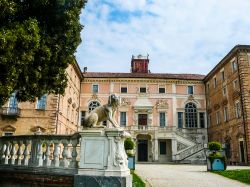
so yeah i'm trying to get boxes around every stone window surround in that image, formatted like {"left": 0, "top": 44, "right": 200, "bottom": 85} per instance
{"left": 92, "top": 84, "right": 99, "bottom": 93}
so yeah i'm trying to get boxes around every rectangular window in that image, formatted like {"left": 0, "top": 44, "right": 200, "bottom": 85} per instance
{"left": 214, "top": 77, "right": 217, "bottom": 88}
{"left": 199, "top": 113, "right": 205, "bottom": 128}
{"left": 207, "top": 99, "right": 211, "bottom": 108}
{"left": 120, "top": 112, "right": 126, "bottom": 127}
{"left": 223, "top": 87, "right": 227, "bottom": 97}
{"left": 121, "top": 87, "right": 127, "bottom": 93}
{"left": 92, "top": 84, "right": 99, "bottom": 93}
{"left": 216, "top": 111, "right": 221, "bottom": 125}
{"left": 221, "top": 71, "right": 225, "bottom": 81}
{"left": 4, "top": 132, "right": 13, "bottom": 136}
{"left": 224, "top": 107, "right": 229, "bottom": 122}
{"left": 188, "top": 86, "right": 194, "bottom": 94}
{"left": 81, "top": 111, "right": 86, "bottom": 126}
{"left": 207, "top": 83, "right": 210, "bottom": 95}
{"left": 208, "top": 115, "right": 211, "bottom": 127}
{"left": 138, "top": 114, "right": 147, "bottom": 126}
{"left": 37, "top": 94, "right": 47, "bottom": 110}
{"left": 233, "top": 79, "right": 239, "bottom": 89}
{"left": 177, "top": 112, "right": 183, "bottom": 128}
{"left": 235, "top": 102, "right": 241, "bottom": 118}
{"left": 232, "top": 60, "right": 237, "bottom": 72}
{"left": 159, "top": 141, "right": 166, "bottom": 155}
{"left": 159, "top": 112, "right": 165, "bottom": 127}
{"left": 159, "top": 87, "right": 165, "bottom": 93}
{"left": 140, "top": 87, "right": 146, "bottom": 93}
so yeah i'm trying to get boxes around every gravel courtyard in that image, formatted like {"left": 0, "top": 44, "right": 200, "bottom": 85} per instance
{"left": 135, "top": 164, "right": 250, "bottom": 187}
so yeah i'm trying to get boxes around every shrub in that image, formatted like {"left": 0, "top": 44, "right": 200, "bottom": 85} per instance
{"left": 208, "top": 141, "right": 222, "bottom": 151}
{"left": 124, "top": 138, "right": 135, "bottom": 150}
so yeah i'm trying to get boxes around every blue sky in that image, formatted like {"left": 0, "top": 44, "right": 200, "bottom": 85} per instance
{"left": 75, "top": 0, "right": 250, "bottom": 74}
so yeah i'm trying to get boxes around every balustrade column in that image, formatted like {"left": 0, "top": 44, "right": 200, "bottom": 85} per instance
{"left": 0, "top": 143, "right": 7, "bottom": 164}
{"left": 61, "top": 140, "right": 69, "bottom": 167}
{"left": 44, "top": 141, "right": 52, "bottom": 167}
{"left": 16, "top": 141, "right": 23, "bottom": 165}
{"left": 70, "top": 139, "right": 78, "bottom": 168}
{"left": 4, "top": 142, "right": 10, "bottom": 164}
{"left": 53, "top": 140, "right": 60, "bottom": 167}
{"left": 23, "top": 140, "right": 30, "bottom": 166}
{"left": 37, "top": 140, "right": 43, "bottom": 166}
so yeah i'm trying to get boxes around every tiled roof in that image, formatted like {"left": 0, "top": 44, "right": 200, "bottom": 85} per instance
{"left": 82, "top": 72, "right": 205, "bottom": 80}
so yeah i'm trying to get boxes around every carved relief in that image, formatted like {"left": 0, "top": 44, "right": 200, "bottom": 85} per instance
{"left": 120, "top": 98, "right": 131, "bottom": 107}
{"left": 91, "top": 93, "right": 98, "bottom": 100}
{"left": 155, "top": 99, "right": 168, "bottom": 109}
{"left": 177, "top": 142, "right": 188, "bottom": 151}
{"left": 188, "top": 95, "right": 195, "bottom": 101}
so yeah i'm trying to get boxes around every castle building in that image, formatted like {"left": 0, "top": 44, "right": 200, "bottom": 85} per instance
{"left": 80, "top": 55, "right": 207, "bottom": 163}
{"left": 0, "top": 60, "right": 83, "bottom": 135}
{"left": 0, "top": 45, "right": 250, "bottom": 164}
{"left": 204, "top": 45, "right": 250, "bottom": 165}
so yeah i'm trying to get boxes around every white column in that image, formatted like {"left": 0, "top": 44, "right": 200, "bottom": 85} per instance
{"left": 171, "top": 139, "right": 177, "bottom": 161}
{"left": 154, "top": 139, "right": 158, "bottom": 161}
{"left": 172, "top": 83, "right": 177, "bottom": 127}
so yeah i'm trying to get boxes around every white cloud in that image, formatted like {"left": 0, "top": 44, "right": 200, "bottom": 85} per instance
{"left": 76, "top": 0, "right": 250, "bottom": 74}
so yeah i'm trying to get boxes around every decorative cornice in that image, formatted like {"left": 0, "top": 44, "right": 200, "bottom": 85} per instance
{"left": 82, "top": 78, "right": 203, "bottom": 85}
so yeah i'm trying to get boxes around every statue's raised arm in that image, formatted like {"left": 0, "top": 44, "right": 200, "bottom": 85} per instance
{"left": 82, "top": 94, "right": 119, "bottom": 128}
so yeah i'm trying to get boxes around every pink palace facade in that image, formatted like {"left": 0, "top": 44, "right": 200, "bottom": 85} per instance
{"left": 80, "top": 55, "right": 207, "bottom": 163}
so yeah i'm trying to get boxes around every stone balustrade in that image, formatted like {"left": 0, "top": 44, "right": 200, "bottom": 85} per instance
{"left": 125, "top": 125, "right": 174, "bottom": 131}
{"left": 0, "top": 134, "right": 80, "bottom": 174}
{"left": 175, "top": 143, "right": 205, "bottom": 160}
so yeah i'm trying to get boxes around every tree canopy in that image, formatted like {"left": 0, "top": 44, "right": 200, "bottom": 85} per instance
{"left": 0, "top": 0, "right": 86, "bottom": 106}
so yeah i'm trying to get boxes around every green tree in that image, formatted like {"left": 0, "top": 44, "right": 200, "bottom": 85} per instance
{"left": 0, "top": 0, "right": 86, "bottom": 106}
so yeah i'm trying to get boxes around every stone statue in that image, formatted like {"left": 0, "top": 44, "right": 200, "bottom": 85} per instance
{"left": 82, "top": 94, "right": 119, "bottom": 128}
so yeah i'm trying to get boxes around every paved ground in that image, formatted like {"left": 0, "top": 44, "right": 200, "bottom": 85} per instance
{"left": 135, "top": 164, "right": 250, "bottom": 187}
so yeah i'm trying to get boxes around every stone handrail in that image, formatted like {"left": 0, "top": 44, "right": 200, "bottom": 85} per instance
{"left": 0, "top": 134, "right": 80, "bottom": 170}
{"left": 175, "top": 143, "right": 204, "bottom": 161}
{"left": 125, "top": 125, "right": 174, "bottom": 131}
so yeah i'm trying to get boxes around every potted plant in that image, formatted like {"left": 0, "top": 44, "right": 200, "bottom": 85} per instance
{"left": 124, "top": 138, "right": 135, "bottom": 170}
{"left": 207, "top": 141, "right": 226, "bottom": 171}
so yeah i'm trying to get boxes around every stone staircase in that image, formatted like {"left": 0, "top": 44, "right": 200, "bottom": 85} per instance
{"left": 174, "top": 130, "right": 207, "bottom": 163}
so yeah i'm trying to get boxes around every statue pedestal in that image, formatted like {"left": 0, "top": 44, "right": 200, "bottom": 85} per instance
{"left": 75, "top": 128, "right": 132, "bottom": 187}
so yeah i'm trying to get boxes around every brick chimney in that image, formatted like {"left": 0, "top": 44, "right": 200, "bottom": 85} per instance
{"left": 131, "top": 54, "right": 150, "bottom": 73}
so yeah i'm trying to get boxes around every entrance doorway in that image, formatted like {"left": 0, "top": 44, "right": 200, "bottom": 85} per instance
{"left": 138, "top": 140, "right": 148, "bottom": 161}
{"left": 239, "top": 141, "right": 245, "bottom": 163}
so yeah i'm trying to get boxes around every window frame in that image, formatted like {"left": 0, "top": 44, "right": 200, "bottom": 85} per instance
{"left": 36, "top": 94, "right": 47, "bottom": 110}
{"left": 120, "top": 87, "right": 128, "bottom": 93}
{"left": 140, "top": 87, "right": 147, "bottom": 93}
{"left": 235, "top": 101, "right": 241, "bottom": 118}
{"left": 224, "top": 106, "right": 229, "bottom": 122}
{"left": 185, "top": 103, "right": 197, "bottom": 128}
{"left": 92, "top": 84, "right": 99, "bottom": 93}
{"left": 159, "top": 87, "right": 166, "bottom": 94}
{"left": 231, "top": 59, "right": 237, "bottom": 72}
{"left": 120, "top": 112, "right": 127, "bottom": 127}
{"left": 159, "top": 112, "right": 166, "bottom": 127}
{"left": 177, "top": 112, "right": 183, "bottom": 128}
{"left": 216, "top": 111, "right": 221, "bottom": 125}
{"left": 187, "top": 85, "right": 194, "bottom": 95}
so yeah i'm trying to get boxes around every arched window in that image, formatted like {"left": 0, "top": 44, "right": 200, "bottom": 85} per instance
{"left": 88, "top": 101, "right": 100, "bottom": 112}
{"left": 185, "top": 103, "right": 197, "bottom": 128}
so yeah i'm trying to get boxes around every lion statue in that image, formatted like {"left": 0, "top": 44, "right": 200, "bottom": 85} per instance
{"left": 82, "top": 94, "right": 119, "bottom": 128}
